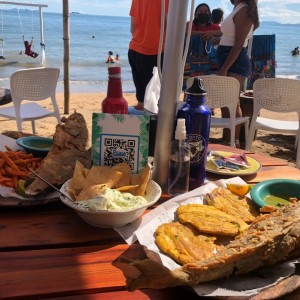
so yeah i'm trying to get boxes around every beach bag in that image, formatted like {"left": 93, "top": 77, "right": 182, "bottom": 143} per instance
{"left": 144, "top": 66, "right": 160, "bottom": 114}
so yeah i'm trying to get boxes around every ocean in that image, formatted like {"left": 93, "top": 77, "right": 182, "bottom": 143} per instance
{"left": 0, "top": 10, "right": 300, "bottom": 93}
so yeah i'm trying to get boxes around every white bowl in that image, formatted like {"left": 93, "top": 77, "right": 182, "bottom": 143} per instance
{"left": 60, "top": 179, "right": 162, "bottom": 228}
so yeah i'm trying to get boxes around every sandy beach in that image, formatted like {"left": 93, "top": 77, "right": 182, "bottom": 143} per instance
{"left": 0, "top": 92, "right": 298, "bottom": 167}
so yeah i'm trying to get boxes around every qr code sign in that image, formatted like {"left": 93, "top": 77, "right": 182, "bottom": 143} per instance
{"left": 101, "top": 135, "right": 139, "bottom": 172}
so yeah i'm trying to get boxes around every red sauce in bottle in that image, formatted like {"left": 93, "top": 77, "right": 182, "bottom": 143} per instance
{"left": 102, "top": 66, "right": 128, "bottom": 114}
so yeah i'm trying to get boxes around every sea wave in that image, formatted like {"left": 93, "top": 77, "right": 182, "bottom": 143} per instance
{"left": 276, "top": 74, "right": 300, "bottom": 80}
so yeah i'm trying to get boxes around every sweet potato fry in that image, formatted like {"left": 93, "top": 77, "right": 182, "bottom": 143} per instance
{"left": 12, "top": 159, "right": 27, "bottom": 166}
{"left": 15, "top": 152, "right": 35, "bottom": 159}
{"left": 4, "top": 166, "right": 29, "bottom": 178}
{"left": 12, "top": 176, "right": 18, "bottom": 189}
{"left": 4, "top": 146, "right": 13, "bottom": 151}
{"left": 0, "top": 159, "right": 5, "bottom": 168}
{"left": 0, "top": 149, "right": 44, "bottom": 190}
{"left": 0, "top": 177, "right": 13, "bottom": 187}
{"left": 4, "top": 181, "right": 15, "bottom": 188}
{"left": 0, "top": 152, "right": 20, "bottom": 171}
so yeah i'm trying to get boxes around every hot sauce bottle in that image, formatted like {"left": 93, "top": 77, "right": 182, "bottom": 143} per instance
{"left": 102, "top": 66, "right": 128, "bottom": 114}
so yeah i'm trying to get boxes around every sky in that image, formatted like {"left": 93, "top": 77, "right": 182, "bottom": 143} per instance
{"left": 11, "top": 0, "right": 300, "bottom": 24}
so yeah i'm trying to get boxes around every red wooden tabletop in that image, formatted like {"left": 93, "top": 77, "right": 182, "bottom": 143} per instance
{"left": 1, "top": 144, "right": 300, "bottom": 300}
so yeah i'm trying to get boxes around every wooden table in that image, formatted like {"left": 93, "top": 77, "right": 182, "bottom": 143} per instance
{"left": 1, "top": 144, "right": 300, "bottom": 300}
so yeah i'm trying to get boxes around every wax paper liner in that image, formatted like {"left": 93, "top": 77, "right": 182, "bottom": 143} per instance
{"left": 115, "top": 177, "right": 298, "bottom": 297}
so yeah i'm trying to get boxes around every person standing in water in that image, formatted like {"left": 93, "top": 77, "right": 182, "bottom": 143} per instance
{"left": 106, "top": 51, "right": 115, "bottom": 63}
{"left": 291, "top": 47, "right": 299, "bottom": 56}
{"left": 115, "top": 53, "right": 120, "bottom": 62}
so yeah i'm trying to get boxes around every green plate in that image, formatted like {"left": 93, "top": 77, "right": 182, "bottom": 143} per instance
{"left": 206, "top": 151, "right": 261, "bottom": 176}
{"left": 250, "top": 178, "right": 300, "bottom": 208}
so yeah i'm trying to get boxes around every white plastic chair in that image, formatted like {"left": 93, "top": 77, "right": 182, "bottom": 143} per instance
{"left": 0, "top": 67, "right": 61, "bottom": 134}
{"left": 246, "top": 78, "right": 300, "bottom": 168}
{"left": 186, "top": 75, "right": 249, "bottom": 147}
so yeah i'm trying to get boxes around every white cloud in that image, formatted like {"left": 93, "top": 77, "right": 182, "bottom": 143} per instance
{"left": 257, "top": 1, "right": 300, "bottom": 23}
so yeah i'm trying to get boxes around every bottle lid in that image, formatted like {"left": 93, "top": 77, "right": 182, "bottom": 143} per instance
{"left": 175, "top": 118, "right": 186, "bottom": 140}
{"left": 185, "top": 78, "right": 206, "bottom": 95}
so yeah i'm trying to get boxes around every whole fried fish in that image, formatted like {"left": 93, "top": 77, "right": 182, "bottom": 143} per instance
{"left": 26, "top": 112, "right": 92, "bottom": 195}
{"left": 119, "top": 201, "right": 300, "bottom": 291}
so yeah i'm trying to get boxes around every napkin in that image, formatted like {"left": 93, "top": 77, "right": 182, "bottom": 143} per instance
{"left": 0, "top": 134, "right": 21, "bottom": 151}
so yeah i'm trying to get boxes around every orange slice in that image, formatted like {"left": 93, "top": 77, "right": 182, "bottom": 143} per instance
{"left": 226, "top": 183, "right": 251, "bottom": 197}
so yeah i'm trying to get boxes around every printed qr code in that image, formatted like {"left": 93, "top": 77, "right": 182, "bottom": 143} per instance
{"left": 101, "top": 135, "right": 139, "bottom": 171}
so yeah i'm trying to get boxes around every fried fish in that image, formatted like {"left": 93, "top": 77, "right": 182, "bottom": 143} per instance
{"left": 155, "top": 222, "right": 221, "bottom": 265}
{"left": 177, "top": 204, "right": 248, "bottom": 236}
{"left": 25, "top": 112, "right": 92, "bottom": 195}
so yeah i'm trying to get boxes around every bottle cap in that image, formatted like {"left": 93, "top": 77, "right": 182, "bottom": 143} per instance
{"left": 175, "top": 118, "right": 186, "bottom": 140}
{"left": 185, "top": 78, "right": 206, "bottom": 95}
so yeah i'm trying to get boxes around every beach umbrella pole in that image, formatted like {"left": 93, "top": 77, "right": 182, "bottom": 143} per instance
{"left": 152, "top": 0, "right": 189, "bottom": 191}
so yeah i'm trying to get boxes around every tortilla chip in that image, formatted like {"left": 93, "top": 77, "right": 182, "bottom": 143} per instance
{"left": 70, "top": 160, "right": 89, "bottom": 194}
{"left": 76, "top": 184, "right": 108, "bottom": 201}
{"left": 68, "top": 188, "right": 77, "bottom": 202}
{"left": 112, "top": 163, "right": 131, "bottom": 187}
{"left": 83, "top": 166, "right": 123, "bottom": 188}
{"left": 116, "top": 185, "right": 139, "bottom": 192}
{"left": 130, "top": 164, "right": 151, "bottom": 196}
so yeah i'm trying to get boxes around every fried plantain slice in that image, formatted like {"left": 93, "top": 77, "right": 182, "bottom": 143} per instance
{"left": 155, "top": 222, "right": 221, "bottom": 265}
{"left": 205, "top": 187, "right": 259, "bottom": 223}
{"left": 177, "top": 204, "right": 248, "bottom": 236}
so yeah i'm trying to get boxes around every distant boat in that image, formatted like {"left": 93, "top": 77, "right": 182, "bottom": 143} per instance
{"left": 71, "top": 12, "right": 80, "bottom": 14}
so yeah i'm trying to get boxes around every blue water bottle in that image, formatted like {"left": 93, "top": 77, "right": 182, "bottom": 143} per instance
{"left": 177, "top": 78, "right": 211, "bottom": 190}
